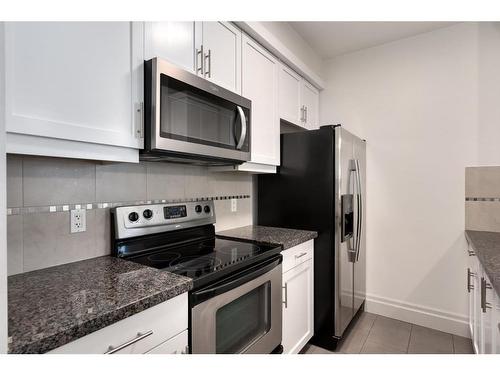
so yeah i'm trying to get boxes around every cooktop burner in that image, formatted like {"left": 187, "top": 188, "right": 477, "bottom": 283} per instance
{"left": 127, "top": 237, "right": 280, "bottom": 286}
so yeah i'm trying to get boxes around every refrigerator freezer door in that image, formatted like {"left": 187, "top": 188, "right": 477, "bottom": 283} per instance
{"left": 353, "top": 136, "right": 366, "bottom": 315}
{"left": 335, "top": 127, "right": 355, "bottom": 337}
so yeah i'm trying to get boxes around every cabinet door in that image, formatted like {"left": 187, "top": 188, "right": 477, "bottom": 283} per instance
{"left": 467, "top": 249, "right": 478, "bottom": 347}
{"left": 301, "top": 80, "right": 320, "bottom": 130}
{"left": 473, "top": 257, "right": 482, "bottom": 353}
{"left": 146, "top": 330, "right": 188, "bottom": 354}
{"left": 5, "top": 22, "right": 143, "bottom": 151}
{"left": 482, "top": 271, "right": 495, "bottom": 354}
{"left": 279, "top": 63, "right": 302, "bottom": 125}
{"left": 201, "top": 22, "right": 241, "bottom": 94}
{"left": 241, "top": 34, "right": 279, "bottom": 166}
{"left": 144, "top": 22, "right": 199, "bottom": 72}
{"left": 282, "top": 259, "right": 314, "bottom": 354}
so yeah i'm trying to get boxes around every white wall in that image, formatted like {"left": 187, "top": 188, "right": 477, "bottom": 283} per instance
{"left": 320, "top": 23, "right": 479, "bottom": 336}
{"left": 259, "top": 22, "right": 324, "bottom": 76}
{"left": 0, "top": 21, "right": 8, "bottom": 353}
{"left": 477, "top": 22, "right": 500, "bottom": 165}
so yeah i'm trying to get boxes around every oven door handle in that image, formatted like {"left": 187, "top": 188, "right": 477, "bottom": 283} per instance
{"left": 191, "top": 255, "right": 282, "bottom": 306}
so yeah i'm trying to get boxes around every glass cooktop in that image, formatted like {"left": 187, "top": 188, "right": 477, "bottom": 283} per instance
{"left": 128, "top": 238, "right": 281, "bottom": 287}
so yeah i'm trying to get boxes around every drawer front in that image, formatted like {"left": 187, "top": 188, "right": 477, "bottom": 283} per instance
{"left": 49, "top": 292, "right": 188, "bottom": 354}
{"left": 282, "top": 240, "right": 314, "bottom": 273}
{"left": 146, "top": 330, "right": 188, "bottom": 354}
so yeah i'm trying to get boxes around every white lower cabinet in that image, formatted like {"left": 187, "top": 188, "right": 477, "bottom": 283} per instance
{"left": 146, "top": 330, "right": 188, "bottom": 354}
{"left": 48, "top": 293, "right": 188, "bottom": 354}
{"left": 467, "top": 248, "right": 499, "bottom": 354}
{"left": 281, "top": 240, "right": 314, "bottom": 354}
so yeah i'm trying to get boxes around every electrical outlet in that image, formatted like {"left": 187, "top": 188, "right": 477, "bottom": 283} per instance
{"left": 231, "top": 198, "right": 237, "bottom": 212}
{"left": 70, "top": 209, "right": 86, "bottom": 233}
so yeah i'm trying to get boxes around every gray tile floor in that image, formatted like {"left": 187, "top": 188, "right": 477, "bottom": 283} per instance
{"left": 301, "top": 312, "right": 474, "bottom": 354}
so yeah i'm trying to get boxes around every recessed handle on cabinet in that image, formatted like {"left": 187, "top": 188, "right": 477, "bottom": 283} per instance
{"left": 204, "top": 49, "right": 211, "bottom": 78}
{"left": 196, "top": 45, "right": 204, "bottom": 76}
{"left": 104, "top": 330, "right": 153, "bottom": 354}
{"left": 467, "top": 248, "right": 476, "bottom": 256}
{"left": 282, "top": 283, "right": 288, "bottom": 308}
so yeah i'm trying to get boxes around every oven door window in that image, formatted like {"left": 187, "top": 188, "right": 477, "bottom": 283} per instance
{"left": 160, "top": 74, "right": 249, "bottom": 152}
{"left": 215, "top": 281, "right": 271, "bottom": 354}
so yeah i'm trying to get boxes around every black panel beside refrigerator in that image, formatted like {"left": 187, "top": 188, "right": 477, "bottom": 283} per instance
{"left": 258, "top": 125, "right": 366, "bottom": 350}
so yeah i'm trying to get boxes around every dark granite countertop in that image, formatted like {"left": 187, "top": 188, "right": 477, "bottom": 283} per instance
{"left": 465, "top": 230, "right": 500, "bottom": 296}
{"left": 8, "top": 256, "right": 193, "bottom": 354}
{"left": 217, "top": 225, "right": 318, "bottom": 250}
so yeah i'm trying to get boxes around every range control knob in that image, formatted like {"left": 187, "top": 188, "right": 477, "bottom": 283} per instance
{"left": 204, "top": 205, "right": 211, "bottom": 213}
{"left": 143, "top": 209, "right": 153, "bottom": 220}
{"left": 128, "top": 212, "right": 139, "bottom": 222}
{"left": 195, "top": 205, "right": 202, "bottom": 213}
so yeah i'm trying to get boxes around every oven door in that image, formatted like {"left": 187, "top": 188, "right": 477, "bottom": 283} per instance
{"left": 145, "top": 57, "right": 251, "bottom": 164}
{"left": 191, "top": 256, "right": 282, "bottom": 354}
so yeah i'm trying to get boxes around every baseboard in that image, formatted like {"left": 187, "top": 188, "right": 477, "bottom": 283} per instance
{"left": 365, "top": 293, "right": 470, "bottom": 338}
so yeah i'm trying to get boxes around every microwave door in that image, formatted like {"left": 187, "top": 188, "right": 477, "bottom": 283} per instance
{"left": 144, "top": 57, "right": 251, "bottom": 164}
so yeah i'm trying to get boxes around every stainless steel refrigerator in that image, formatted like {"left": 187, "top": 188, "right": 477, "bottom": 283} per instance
{"left": 257, "top": 125, "right": 366, "bottom": 350}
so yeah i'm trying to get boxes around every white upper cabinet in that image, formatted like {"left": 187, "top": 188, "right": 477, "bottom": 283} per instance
{"left": 279, "top": 64, "right": 302, "bottom": 125}
{"left": 278, "top": 61, "right": 320, "bottom": 130}
{"left": 301, "top": 80, "right": 320, "bottom": 130}
{"left": 144, "top": 22, "right": 199, "bottom": 72}
{"left": 241, "top": 34, "right": 279, "bottom": 167}
{"left": 200, "top": 22, "right": 241, "bottom": 94}
{"left": 144, "top": 21, "right": 241, "bottom": 94}
{"left": 4, "top": 22, "right": 143, "bottom": 162}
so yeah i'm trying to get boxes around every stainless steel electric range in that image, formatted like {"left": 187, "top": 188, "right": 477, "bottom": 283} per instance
{"left": 111, "top": 200, "right": 283, "bottom": 354}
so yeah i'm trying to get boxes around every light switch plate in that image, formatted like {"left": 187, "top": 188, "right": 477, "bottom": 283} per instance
{"left": 231, "top": 198, "right": 237, "bottom": 212}
{"left": 70, "top": 209, "right": 86, "bottom": 233}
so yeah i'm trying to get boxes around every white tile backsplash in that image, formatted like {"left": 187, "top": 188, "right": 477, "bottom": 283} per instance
{"left": 96, "top": 162, "right": 147, "bottom": 202}
{"left": 23, "top": 156, "right": 96, "bottom": 206}
{"left": 6, "top": 155, "right": 23, "bottom": 207}
{"left": 6, "top": 155, "right": 254, "bottom": 274}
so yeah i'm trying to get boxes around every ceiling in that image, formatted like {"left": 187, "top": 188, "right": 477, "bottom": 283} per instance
{"left": 289, "top": 22, "right": 458, "bottom": 59}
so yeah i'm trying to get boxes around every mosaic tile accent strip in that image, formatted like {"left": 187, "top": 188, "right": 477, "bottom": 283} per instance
{"left": 6, "top": 195, "right": 251, "bottom": 216}
{"left": 465, "top": 197, "right": 500, "bottom": 202}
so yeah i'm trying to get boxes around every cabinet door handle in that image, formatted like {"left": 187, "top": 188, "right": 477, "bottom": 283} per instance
{"left": 204, "top": 49, "right": 211, "bottom": 78}
{"left": 295, "top": 252, "right": 308, "bottom": 259}
{"left": 305, "top": 106, "right": 308, "bottom": 123}
{"left": 300, "top": 105, "right": 305, "bottom": 122}
{"left": 481, "top": 278, "right": 493, "bottom": 313}
{"left": 282, "top": 283, "right": 288, "bottom": 308}
{"left": 104, "top": 330, "right": 153, "bottom": 354}
{"left": 467, "top": 268, "right": 475, "bottom": 293}
{"left": 196, "top": 45, "right": 204, "bottom": 76}
{"left": 136, "top": 101, "right": 144, "bottom": 138}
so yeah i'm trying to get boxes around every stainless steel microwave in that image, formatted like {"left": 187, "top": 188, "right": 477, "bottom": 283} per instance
{"left": 141, "top": 57, "right": 251, "bottom": 165}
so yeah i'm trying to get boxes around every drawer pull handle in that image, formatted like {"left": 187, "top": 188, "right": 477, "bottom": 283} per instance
{"left": 295, "top": 252, "right": 308, "bottom": 259}
{"left": 282, "top": 283, "right": 288, "bottom": 308}
{"left": 104, "top": 330, "right": 153, "bottom": 354}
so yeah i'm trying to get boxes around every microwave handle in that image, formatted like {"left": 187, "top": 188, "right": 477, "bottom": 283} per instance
{"left": 236, "top": 106, "right": 247, "bottom": 150}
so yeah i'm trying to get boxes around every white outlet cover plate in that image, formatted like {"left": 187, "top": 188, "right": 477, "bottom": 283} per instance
{"left": 231, "top": 199, "right": 237, "bottom": 212}
{"left": 70, "top": 208, "right": 87, "bottom": 233}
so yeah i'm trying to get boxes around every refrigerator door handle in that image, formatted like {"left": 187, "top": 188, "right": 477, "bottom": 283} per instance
{"left": 347, "top": 160, "right": 357, "bottom": 262}
{"left": 355, "top": 159, "right": 363, "bottom": 262}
